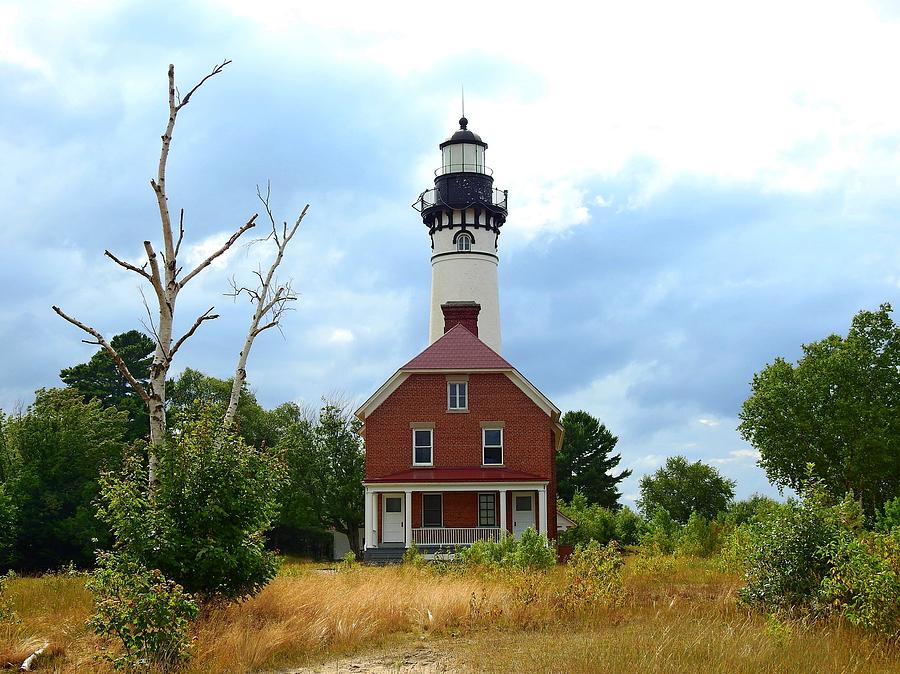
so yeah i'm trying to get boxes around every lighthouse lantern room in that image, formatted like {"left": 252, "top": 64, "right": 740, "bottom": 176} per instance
{"left": 413, "top": 117, "right": 508, "bottom": 353}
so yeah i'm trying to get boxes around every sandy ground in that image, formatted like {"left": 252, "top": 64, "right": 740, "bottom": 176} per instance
{"left": 282, "top": 641, "right": 459, "bottom": 673}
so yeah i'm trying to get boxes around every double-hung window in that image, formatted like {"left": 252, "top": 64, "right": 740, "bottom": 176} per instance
{"left": 478, "top": 493, "right": 497, "bottom": 527}
{"left": 413, "top": 429, "right": 433, "bottom": 466}
{"left": 448, "top": 381, "right": 468, "bottom": 410}
{"left": 482, "top": 428, "right": 503, "bottom": 465}
{"left": 423, "top": 494, "right": 442, "bottom": 528}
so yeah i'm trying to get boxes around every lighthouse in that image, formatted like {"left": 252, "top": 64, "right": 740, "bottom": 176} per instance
{"left": 413, "top": 117, "right": 508, "bottom": 353}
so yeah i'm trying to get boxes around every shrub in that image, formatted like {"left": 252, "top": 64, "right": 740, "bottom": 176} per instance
{"left": 717, "top": 522, "right": 753, "bottom": 573}
{"left": 459, "top": 529, "right": 555, "bottom": 571}
{"left": 640, "top": 508, "right": 679, "bottom": 555}
{"left": 337, "top": 550, "right": 357, "bottom": 572}
{"left": 820, "top": 530, "right": 900, "bottom": 636}
{"left": 97, "top": 403, "right": 285, "bottom": 601}
{"left": 875, "top": 496, "right": 900, "bottom": 533}
{"left": 558, "top": 493, "right": 617, "bottom": 546}
{"left": 738, "top": 488, "right": 862, "bottom": 615}
{"left": 87, "top": 551, "right": 198, "bottom": 672}
{"left": 676, "top": 511, "right": 720, "bottom": 557}
{"left": 0, "top": 570, "right": 16, "bottom": 622}
{"left": 565, "top": 540, "right": 625, "bottom": 607}
{"left": 613, "top": 506, "right": 644, "bottom": 545}
{"left": 402, "top": 542, "right": 426, "bottom": 568}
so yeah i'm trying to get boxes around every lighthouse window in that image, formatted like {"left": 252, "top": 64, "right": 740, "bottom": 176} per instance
{"left": 448, "top": 382, "right": 468, "bottom": 410}
{"left": 457, "top": 233, "right": 472, "bottom": 252}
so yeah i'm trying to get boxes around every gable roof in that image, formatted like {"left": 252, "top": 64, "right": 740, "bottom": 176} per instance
{"left": 401, "top": 324, "right": 512, "bottom": 370}
{"left": 355, "top": 325, "right": 564, "bottom": 449}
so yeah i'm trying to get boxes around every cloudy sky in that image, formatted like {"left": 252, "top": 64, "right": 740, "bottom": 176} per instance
{"left": 3, "top": 0, "right": 899, "bottom": 506}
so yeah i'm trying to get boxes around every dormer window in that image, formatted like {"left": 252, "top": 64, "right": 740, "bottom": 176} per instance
{"left": 448, "top": 381, "right": 468, "bottom": 410}
{"left": 456, "top": 233, "right": 472, "bottom": 252}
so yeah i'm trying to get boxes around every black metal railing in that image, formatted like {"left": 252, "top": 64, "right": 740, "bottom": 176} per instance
{"left": 413, "top": 186, "right": 507, "bottom": 213}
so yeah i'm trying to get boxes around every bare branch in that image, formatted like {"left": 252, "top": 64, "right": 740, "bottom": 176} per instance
{"left": 105, "top": 250, "right": 153, "bottom": 282}
{"left": 51, "top": 306, "right": 151, "bottom": 403}
{"left": 175, "top": 59, "right": 231, "bottom": 111}
{"left": 174, "top": 209, "right": 185, "bottom": 259}
{"left": 168, "top": 306, "right": 219, "bottom": 361}
{"left": 178, "top": 215, "right": 258, "bottom": 288}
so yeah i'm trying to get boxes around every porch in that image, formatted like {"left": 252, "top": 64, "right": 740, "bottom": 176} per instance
{"left": 361, "top": 479, "right": 549, "bottom": 559}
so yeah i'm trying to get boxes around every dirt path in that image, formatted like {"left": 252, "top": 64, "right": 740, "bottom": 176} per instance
{"left": 283, "top": 641, "right": 460, "bottom": 674}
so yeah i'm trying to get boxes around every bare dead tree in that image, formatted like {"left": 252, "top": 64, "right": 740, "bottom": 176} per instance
{"left": 53, "top": 61, "right": 257, "bottom": 488}
{"left": 224, "top": 183, "right": 308, "bottom": 426}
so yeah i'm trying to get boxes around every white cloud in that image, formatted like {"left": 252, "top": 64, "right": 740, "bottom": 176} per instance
{"left": 325, "top": 328, "right": 354, "bottom": 345}
{"left": 698, "top": 418, "right": 720, "bottom": 427}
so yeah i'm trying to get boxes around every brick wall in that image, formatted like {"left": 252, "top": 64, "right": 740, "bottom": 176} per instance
{"left": 365, "top": 372, "right": 555, "bottom": 480}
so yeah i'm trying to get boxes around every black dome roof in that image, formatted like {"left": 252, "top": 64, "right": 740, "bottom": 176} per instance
{"left": 439, "top": 117, "right": 488, "bottom": 149}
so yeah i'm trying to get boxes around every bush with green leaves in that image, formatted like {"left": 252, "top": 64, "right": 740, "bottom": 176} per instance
{"left": 675, "top": 511, "right": 720, "bottom": 558}
{"left": 87, "top": 551, "right": 198, "bottom": 672}
{"left": 402, "top": 542, "right": 427, "bottom": 568}
{"left": 640, "top": 508, "right": 680, "bottom": 555}
{"left": 97, "top": 403, "right": 285, "bottom": 600}
{"left": 738, "top": 487, "right": 863, "bottom": 616}
{"left": 820, "top": 529, "right": 900, "bottom": 636}
{"left": 613, "top": 506, "right": 644, "bottom": 545}
{"left": 459, "top": 529, "right": 555, "bottom": 570}
{"left": 565, "top": 540, "right": 625, "bottom": 608}
{"left": 558, "top": 492, "right": 617, "bottom": 546}
{"left": 717, "top": 522, "right": 753, "bottom": 573}
{"left": 0, "top": 570, "right": 16, "bottom": 622}
{"left": 875, "top": 496, "right": 900, "bottom": 533}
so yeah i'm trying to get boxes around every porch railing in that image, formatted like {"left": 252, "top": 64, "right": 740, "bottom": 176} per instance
{"left": 412, "top": 527, "right": 503, "bottom": 547}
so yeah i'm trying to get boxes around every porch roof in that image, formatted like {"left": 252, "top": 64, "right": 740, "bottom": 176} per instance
{"left": 365, "top": 467, "right": 546, "bottom": 483}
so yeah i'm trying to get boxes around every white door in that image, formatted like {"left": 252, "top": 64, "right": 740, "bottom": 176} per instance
{"left": 512, "top": 493, "right": 535, "bottom": 538}
{"left": 382, "top": 494, "right": 405, "bottom": 544}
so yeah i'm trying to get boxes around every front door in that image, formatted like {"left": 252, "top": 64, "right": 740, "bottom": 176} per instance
{"left": 382, "top": 494, "right": 405, "bottom": 544}
{"left": 512, "top": 492, "right": 535, "bottom": 538}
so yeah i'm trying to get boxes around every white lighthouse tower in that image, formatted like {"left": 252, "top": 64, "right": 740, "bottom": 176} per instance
{"left": 414, "top": 117, "right": 508, "bottom": 353}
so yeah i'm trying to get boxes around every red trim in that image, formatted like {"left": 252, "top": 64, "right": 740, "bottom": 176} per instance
{"left": 366, "top": 466, "right": 545, "bottom": 483}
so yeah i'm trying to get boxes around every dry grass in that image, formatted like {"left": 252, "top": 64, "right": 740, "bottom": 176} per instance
{"left": 0, "top": 556, "right": 897, "bottom": 673}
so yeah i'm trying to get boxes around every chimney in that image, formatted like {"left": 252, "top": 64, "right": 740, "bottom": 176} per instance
{"left": 441, "top": 301, "right": 481, "bottom": 337}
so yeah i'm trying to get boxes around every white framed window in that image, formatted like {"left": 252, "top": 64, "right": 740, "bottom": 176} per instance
{"left": 448, "top": 381, "right": 468, "bottom": 410}
{"left": 457, "top": 232, "right": 472, "bottom": 252}
{"left": 413, "top": 428, "right": 433, "bottom": 466}
{"left": 478, "top": 493, "right": 497, "bottom": 527}
{"left": 483, "top": 428, "right": 503, "bottom": 465}
{"left": 422, "top": 493, "right": 443, "bottom": 528}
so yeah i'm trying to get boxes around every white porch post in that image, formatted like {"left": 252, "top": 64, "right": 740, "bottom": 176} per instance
{"left": 371, "top": 490, "right": 380, "bottom": 548}
{"left": 404, "top": 489, "right": 413, "bottom": 548}
{"left": 499, "top": 488, "right": 508, "bottom": 535}
{"left": 538, "top": 486, "right": 548, "bottom": 538}
{"left": 363, "top": 486, "right": 372, "bottom": 550}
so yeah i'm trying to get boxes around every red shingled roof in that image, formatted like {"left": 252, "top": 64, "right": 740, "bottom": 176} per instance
{"left": 366, "top": 467, "right": 546, "bottom": 483}
{"left": 401, "top": 324, "right": 512, "bottom": 370}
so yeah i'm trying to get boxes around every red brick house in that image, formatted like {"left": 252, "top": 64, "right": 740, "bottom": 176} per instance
{"left": 355, "top": 115, "right": 563, "bottom": 562}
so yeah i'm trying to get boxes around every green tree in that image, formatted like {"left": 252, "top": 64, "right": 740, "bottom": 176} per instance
{"left": 556, "top": 411, "right": 631, "bottom": 507}
{"left": 97, "top": 402, "right": 285, "bottom": 600}
{"left": 637, "top": 455, "right": 735, "bottom": 524}
{"left": 277, "top": 404, "right": 365, "bottom": 557}
{"left": 2, "top": 388, "right": 128, "bottom": 570}
{"left": 739, "top": 303, "right": 900, "bottom": 514}
{"left": 60, "top": 330, "right": 155, "bottom": 441}
{"left": 167, "top": 368, "right": 279, "bottom": 449}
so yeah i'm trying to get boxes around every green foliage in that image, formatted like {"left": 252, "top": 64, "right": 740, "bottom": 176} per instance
{"left": 0, "top": 570, "right": 16, "bottom": 623}
{"left": 720, "top": 494, "right": 782, "bottom": 527}
{"left": 0, "top": 484, "right": 17, "bottom": 569}
{"left": 640, "top": 508, "right": 680, "bottom": 555}
{"left": 558, "top": 491, "right": 617, "bottom": 546}
{"left": 613, "top": 506, "right": 645, "bottom": 545}
{"left": 60, "top": 330, "right": 155, "bottom": 442}
{"left": 637, "top": 455, "right": 735, "bottom": 524}
{"left": 167, "top": 368, "right": 282, "bottom": 449}
{"left": 675, "top": 511, "right": 720, "bottom": 558}
{"left": 717, "top": 523, "right": 753, "bottom": 573}
{"left": 459, "top": 529, "right": 555, "bottom": 570}
{"left": 1, "top": 388, "right": 128, "bottom": 570}
{"left": 737, "top": 486, "right": 863, "bottom": 615}
{"left": 564, "top": 540, "right": 625, "bottom": 607}
{"left": 556, "top": 411, "right": 630, "bottom": 507}
{"left": 276, "top": 403, "right": 365, "bottom": 557}
{"left": 402, "top": 542, "right": 426, "bottom": 568}
{"left": 97, "top": 403, "right": 285, "bottom": 600}
{"left": 739, "top": 303, "right": 900, "bottom": 514}
{"left": 337, "top": 550, "right": 357, "bottom": 572}
{"left": 875, "top": 496, "right": 900, "bottom": 533}
{"left": 820, "top": 530, "right": 900, "bottom": 636}
{"left": 87, "top": 551, "right": 198, "bottom": 672}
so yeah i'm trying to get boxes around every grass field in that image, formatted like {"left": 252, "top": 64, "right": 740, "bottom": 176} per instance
{"left": 1, "top": 556, "right": 898, "bottom": 673}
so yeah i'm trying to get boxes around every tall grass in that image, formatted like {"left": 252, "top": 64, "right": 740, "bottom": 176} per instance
{"left": 0, "top": 557, "right": 897, "bottom": 673}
